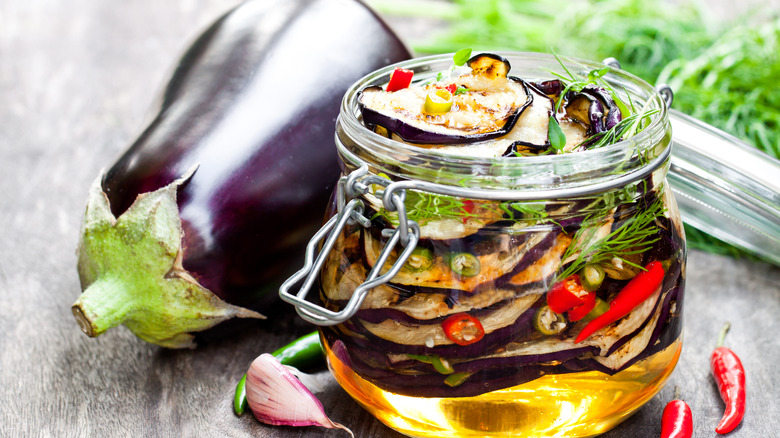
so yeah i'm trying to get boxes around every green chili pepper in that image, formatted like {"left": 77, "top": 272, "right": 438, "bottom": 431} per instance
{"left": 580, "top": 298, "right": 610, "bottom": 323}
{"left": 233, "top": 331, "right": 324, "bottom": 416}
{"left": 449, "top": 252, "right": 480, "bottom": 277}
{"left": 233, "top": 374, "right": 248, "bottom": 416}
{"left": 270, "top": 331, "right": 324, "bottom": 369}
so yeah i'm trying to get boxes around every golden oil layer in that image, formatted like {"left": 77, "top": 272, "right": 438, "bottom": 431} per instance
{"left": 325, "top": 338, "right": 681, "bottom": 437}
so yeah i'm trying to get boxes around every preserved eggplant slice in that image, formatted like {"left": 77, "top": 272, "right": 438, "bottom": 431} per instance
{"left": 593, "top": 297, "right": 664, "bottom": 370}
{"left": 466, "top": 53, "right": 511, "bottom": 79}
{"left": 563, "top": 86, "right": 623, "bottom": 139}
{"left": 358, "top": 293, "right": 540, "bottom": 347}
{"left": 501, "top": 83, "right": 554, "bottom": 155}
{"left": 358, "top": 74, "right": 531, "bottom": 145}
{"left": 508, "top": 233, "right": 572, "bottom": 287}
{"left": 363, "top": 229, "right": 551, "bottom": 292}
{"left": 321, "top": 254, "right": 521, "bottom": 320}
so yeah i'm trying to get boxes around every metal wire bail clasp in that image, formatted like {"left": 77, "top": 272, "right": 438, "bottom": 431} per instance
{"left": 279, "top": 165, "right": 420, "bottom": 326}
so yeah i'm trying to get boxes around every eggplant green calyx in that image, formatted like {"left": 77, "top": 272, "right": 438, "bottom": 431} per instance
{"left": 72, "top": 167, "right": 264, "bottom": 349}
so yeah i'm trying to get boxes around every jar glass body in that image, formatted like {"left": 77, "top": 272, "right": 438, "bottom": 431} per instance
{"left": 320, "top": 53, "right": 685, "bottom": 437}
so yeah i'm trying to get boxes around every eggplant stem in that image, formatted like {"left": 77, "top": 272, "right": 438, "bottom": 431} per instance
{"left": 71, "top": 276, "right": 133, "bottom": 337}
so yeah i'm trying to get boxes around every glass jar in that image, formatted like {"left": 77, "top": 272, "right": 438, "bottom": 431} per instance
{"left": 281, "top": 52, "right": 685, "bottom": 437}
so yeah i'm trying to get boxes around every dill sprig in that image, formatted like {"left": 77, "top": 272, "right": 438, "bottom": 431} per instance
{"left": 546, "top": 54, "right": 658, "bottom": 151}
{"left": 556, "top": 191, "right": 666, "bottom": 282}
{"left": 583, "top": 106, "right": 660, "bottom": 149}
{"left": 373, "top": 189, "right": 551, "bottom": 226}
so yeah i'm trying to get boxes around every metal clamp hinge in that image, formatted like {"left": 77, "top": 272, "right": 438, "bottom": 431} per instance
{"left": 279, "top": 165, "right": 420, "bottom": 326}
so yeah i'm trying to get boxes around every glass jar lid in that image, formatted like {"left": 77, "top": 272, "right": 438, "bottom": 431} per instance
{"left": 667, "top": 109, "right": 780, "bottom": 265}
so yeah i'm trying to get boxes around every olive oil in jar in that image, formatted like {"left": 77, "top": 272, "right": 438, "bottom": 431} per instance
{"left": 324, "top": 338, "right": 682, "bottom": 437}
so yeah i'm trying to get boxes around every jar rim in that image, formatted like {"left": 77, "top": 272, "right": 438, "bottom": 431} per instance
{"left": 337, "top": 51, "right": 671, "bottom": 194}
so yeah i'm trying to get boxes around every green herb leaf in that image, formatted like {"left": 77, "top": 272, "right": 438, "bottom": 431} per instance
{"left": 588, "top": 67, "right": 610, "bottom": 82}
{"left": 454, "top": 85, "right": 470, "bottom": 95}
{"left": 548, "top": 116, "right": 566, "bottom": 150}
{"left": 453, "top": 48, "right": 472, "bottom": 66}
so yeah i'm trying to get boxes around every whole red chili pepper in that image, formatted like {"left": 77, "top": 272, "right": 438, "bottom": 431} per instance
{"left": 575, "top": 261, "right": 665, "bottom": 343}
{"left": 660, "top": 387, "right": 693, "bottom": 438}
{"left": 711, "top": 322, "right": 746, "bottom": 434}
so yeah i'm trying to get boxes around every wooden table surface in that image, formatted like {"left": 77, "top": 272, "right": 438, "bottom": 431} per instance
{"left": 1, "top": 1, "right": 778, "bottom": 436}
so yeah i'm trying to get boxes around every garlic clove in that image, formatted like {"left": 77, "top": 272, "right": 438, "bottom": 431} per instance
{"left": 245, "top": 353, "right": 353, "bottom": 436}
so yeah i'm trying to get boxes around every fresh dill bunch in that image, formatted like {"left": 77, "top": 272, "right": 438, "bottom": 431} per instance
{"left": 658, "top": 18, "right": 780, "bottom": 159}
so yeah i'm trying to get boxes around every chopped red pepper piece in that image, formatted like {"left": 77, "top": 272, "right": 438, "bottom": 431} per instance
{"left": 445, "top": 83, "right": 457, "bottom": 94}
{"left": 441, "top": 313, "right": 485, "bottom": 346}
{"left": 386, "top": 67, "right": 414, "bottom": 92}
{"left": 461, "top": 200, "right": 475, "bottom": 223}
{"left": 546, "top": 274, "right": 592, "bottom": 314}
{"left": 575, "top": 261, "right": 665, "bottom": 343}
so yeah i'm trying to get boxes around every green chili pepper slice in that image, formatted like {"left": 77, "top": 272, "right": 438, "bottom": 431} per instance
{"left": 579, "top": 264, "right": 605, "bottom": 292}
{"left": 233, "top": 331, "right": 324, "bottom": 416}
{"left": 580, "top": 298, "right": 610, "bottom": 323}
{"left": 449, "top": 252, "right": 480, "bottom": 277}
{"left": 408, "top": 354, "right": 455, "bottom": 375}
{"left": 403, "top": 247, "right": 434, "bottom": 272}
{"left": 533, "top": 305, "right": 567, "bottom": 335}
{"left": 424, "top": 88, "right": 454, "bottom": 114}
{"left": 444, "top": 372, "right": 473, "bottom": 387}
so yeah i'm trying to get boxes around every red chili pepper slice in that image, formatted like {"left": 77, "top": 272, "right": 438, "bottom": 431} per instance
{"left": 386, "top": 67, "right": 414, "bottom": 92}
{"left": 445, "top": 83, "right": 457, "bottom": 94}
{"left": 461, "top": 200, "right": 475, "bottom": 223}
{"left": 441, "top": 313, "right": 484, "bottom": 346}
{"left": 661, "top": 399, "right": 693, "bottom": 438}
{"left": 547, "top": 274, "right": 592, "bottom": 314}
{"left": 575, "top": 261, "right": 664, "bottom": 343}
{"left": 711, "top": 323, "right": 746, "bottom": 434}
{"left": 566, "top": 290, "right": 597, "bottom": 322}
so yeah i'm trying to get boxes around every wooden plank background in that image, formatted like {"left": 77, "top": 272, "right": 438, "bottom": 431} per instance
{"left": 1, "top": 0, "right": 778, "bottom": 436}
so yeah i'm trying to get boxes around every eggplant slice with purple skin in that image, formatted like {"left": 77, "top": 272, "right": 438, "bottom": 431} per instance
{"left": 72, "top": 0, "right": 412, "bottom": 348}
{"left": 359, "top": 53, "right": 631, "bottom": 157}
{"left": 358, "top": 53, "right": 532, "bottom": 146}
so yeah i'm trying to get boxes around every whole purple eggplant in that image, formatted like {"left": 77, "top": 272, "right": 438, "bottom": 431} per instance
{"left": 72, "top": 0, "right": 411, "bottom": 348}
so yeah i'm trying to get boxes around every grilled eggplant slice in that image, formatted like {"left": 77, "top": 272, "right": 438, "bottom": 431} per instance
{"left": 359, "top": 74, "right": 531, "bottom": 145}
{"left": 363, "top": 229, "right": 551, "bottom": 292}
{"left": 467, "top": 53, "right": 511, "bottom": 79}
